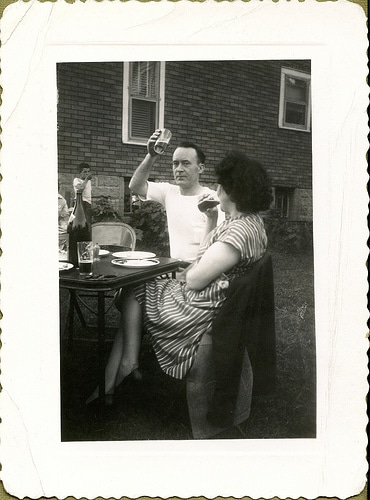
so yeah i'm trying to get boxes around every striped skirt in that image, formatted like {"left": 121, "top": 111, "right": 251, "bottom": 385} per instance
{"left": 135, "top": 277, "right": 229, "bottom": 379}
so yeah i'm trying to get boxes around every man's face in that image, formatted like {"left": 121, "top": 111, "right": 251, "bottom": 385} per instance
{"left": 80, "top": 167, "right": 90, "bottom": 180}
{"left": 171, "top": 147, "right": 204, "bottom": 188}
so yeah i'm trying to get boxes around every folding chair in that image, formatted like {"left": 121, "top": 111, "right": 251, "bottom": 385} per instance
{"left": 91, "top": 221, "right": 136, "bottom": 251}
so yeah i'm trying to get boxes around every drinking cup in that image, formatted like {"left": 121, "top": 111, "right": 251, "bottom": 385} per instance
{"left": 92, "top": 243, "right": 100, "bottom": 271}
{"left": 153, "top": 128, "right": 172, "bottom": 155}
{"left": 77, "top": 241, "right": 94, "bottom": 276}
{"left": 93, "top": 243, "right": 100, "bottom": 261}
{"left": 197, "top": 195, "right": 220, "bottom": 212}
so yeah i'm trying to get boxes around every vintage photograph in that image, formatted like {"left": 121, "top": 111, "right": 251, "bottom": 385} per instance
{"left": 57, "top": 60, "right": 316, "bottom": 441}
{"left": 1, "top": 1, "right": 367, "bottom": 497}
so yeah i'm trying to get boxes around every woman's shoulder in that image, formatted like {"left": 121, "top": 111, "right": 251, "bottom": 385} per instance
{"left": 228, "top": 213, "right": 264, "bottom": 229}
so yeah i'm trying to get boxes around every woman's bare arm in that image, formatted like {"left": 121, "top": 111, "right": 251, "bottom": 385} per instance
{"left": 185, "top": 241, "right": 240, "bottom": 290}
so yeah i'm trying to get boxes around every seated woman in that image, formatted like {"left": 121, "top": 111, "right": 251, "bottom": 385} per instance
{"left": 87, "top": 151, "right": 273, "bottom": 405}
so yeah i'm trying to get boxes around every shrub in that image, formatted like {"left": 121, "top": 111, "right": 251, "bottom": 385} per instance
{"left": 264, "top": 209, "right": 313, "bottom": 254}
{"left": 92, "top": 195, "right": 122, "bottom": 223}
{"left": 128, "top": 200, "right": 170, "bottom": 256}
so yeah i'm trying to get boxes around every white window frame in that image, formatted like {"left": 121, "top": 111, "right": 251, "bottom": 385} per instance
{"left": 278, "top": 68, "right": 311, "bottom": 132}
{"left": 122, "top": 61, "right": 166, "bottom": 145}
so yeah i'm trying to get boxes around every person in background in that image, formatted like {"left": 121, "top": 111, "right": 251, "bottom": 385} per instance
{"left": 73, "top": 162, "right": 93, "bottom": 226}
{"left": 58, "top": 181, "right": 70, "bottom": 253}
{"left": 87, "top": 151, "right": 273, "bottom": 405}
{"left": 129, "top": 130, "right": 224, "bottom": 265}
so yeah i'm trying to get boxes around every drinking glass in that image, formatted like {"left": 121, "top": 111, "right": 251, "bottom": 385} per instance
{"left": 77, "top": 241, "right": 94, "bottom": 276}
{"left": 154, "top": 128, "right": 172, "bottom": 155}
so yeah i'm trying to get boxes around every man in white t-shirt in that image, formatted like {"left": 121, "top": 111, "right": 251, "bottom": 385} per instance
{"left": 129, "top": 130, "right": 223, "bottom": 263}
{"left": 73, "top": 162, "right": 93, "bottom": 226}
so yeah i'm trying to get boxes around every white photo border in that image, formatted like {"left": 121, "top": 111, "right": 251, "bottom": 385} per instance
{"left": 0, "top": 1, "right": 368, "bottom": 498}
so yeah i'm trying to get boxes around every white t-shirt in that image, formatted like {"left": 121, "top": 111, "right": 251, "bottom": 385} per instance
{"left": 145, "top": 181, "right": 223, "bottom": 262}
{"left": 73, "top": 177, "right": 92, "bottom": 204}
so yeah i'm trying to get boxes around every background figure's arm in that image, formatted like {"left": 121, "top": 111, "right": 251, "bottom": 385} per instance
{"left": 74, "top": 175, "right": 91, "bottom": 193}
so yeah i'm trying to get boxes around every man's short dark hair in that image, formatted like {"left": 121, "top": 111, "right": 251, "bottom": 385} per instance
{"left": 78, "top": 162, "right": 90, "bottom": 172}
{"left": 176, "top": 142, "right": 206, "bottom": 164}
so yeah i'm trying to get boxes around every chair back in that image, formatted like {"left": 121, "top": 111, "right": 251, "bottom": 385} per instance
{"left": 92, "top": 222, "right": 136, "bottom": 250}
{"left": 186, "top": 251, "right": 276, "bottom": 438}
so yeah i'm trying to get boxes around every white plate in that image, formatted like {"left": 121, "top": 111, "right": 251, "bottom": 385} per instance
{"left": 112, "top": 258, "right": 159, "bottom": 268}
{"left": 99, "top": 249, "right": 110, "bottom": 257}
{"left": 59, "top": 262, "right": 74, "bottom": 272}
{"left": 111, "top": 251, "right": 156, "bottom": 260}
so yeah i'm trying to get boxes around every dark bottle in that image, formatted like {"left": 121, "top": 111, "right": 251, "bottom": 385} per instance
{"left": 67, "top": 191, "right": 91, "bottom": 266}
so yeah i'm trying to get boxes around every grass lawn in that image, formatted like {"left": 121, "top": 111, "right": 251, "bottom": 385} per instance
{"left": 60, "top": 250, "right": 315, "bottom": 441}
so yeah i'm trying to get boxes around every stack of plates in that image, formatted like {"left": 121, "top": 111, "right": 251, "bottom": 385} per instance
{"left": 111, "top": 251, "right": 159, "bottom": 268}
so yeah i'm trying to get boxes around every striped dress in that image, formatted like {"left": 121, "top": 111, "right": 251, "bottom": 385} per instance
{"left": 135, "top": 213, "right": 267, "bottom": 379}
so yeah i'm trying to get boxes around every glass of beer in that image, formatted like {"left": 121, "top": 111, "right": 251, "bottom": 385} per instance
{"left": 77, "top": 241, "right": 94, "bottom": 276}
{"left": 154, "top": 128, "right": 172, "bottom": 155}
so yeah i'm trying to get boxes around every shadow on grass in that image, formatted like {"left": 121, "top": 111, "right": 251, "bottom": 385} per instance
{"left": 60, "top": 251, "right": 316, "bottom": 441}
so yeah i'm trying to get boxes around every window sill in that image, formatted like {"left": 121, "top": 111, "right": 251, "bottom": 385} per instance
{"left": 122, "top": 139, "right": 148, "bottom": 146}
{"left": 279, "top": 124, "right": 311, "bottom": 133}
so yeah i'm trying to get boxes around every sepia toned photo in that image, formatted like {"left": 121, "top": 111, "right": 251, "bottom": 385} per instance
{"left": 57, "top": 60, "right": 315, "bottom": 442}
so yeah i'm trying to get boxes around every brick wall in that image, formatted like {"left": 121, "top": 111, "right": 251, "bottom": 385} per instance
{"left": 291, "top": 188, "right": 313, "bottom": 221}
{"left": 164, "top": 60, "right": 312, "bottom": 189}
{"left": 57, "top": 60, "right": 312, "bottom": 218}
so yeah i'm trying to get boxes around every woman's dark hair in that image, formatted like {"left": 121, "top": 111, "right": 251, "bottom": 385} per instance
{"left": 215, "top": 151, "right": 273, "bottom": 212}
{"left": 176, "top": 142, "right": 206, "bottom": 164}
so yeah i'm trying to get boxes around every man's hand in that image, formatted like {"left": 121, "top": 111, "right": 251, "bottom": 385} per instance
{"left": 147, "top": 129, "right": 162, "bottom": 157}
{"left": 197, "top": 193, "right": 220, "bottom": 218}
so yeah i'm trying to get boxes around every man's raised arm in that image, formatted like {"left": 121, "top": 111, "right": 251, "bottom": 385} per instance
{"left": 129, "top": 130, "right": 161, "bottom": 197}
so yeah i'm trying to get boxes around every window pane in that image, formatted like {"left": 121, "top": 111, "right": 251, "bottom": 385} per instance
{"left": 275, "top": 192, "right": 289, "bottom": 217}
{"left": 147, "top": 62, "right": 158, "bottom": 97}
{"left": 131, "top": 62, "right": 158, "bottom": 98}
{"left": 285, "top": 102, "right": 307, "bottom": 126}
{"left": 130, "top": 62, "right": 140, "bottom": 95}
{"left": 131, "top": 99, "right": 156, "bottom": 138}
{"left": 285, "top": 77, "right": 308, "bottom": 102}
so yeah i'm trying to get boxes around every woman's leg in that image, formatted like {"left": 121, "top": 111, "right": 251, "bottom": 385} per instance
{"left": 114, "top": 292, "right": 143, "bottom": 387}
{"left": 86, "top": 290, "right": 143, "bottom": 403}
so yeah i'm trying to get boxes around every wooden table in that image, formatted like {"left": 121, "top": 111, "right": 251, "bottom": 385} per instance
{"left": 59, "top": 256, "right": 180, "bottom": 404}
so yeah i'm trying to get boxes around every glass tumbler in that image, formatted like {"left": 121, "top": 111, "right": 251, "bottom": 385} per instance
{"left": 154, "top": 128, "right": 172, "bottom": 155}
{"left": 77, "top": 241, "right": 94, "bottom": 276}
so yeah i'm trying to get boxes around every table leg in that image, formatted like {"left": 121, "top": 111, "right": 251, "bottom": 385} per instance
{"left": 65, "top": 290, "right": 88, "bottom": 349}
{"left": 73, "top": 297, "right": 87, "bottom": 330}
{"left": 97, "top": 291, "right": 106, "bottom": 405}
{"left": 66, "top": 291, "right": 76, "bottom": 350}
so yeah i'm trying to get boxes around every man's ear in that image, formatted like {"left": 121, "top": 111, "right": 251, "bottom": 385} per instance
{"left": 198, "top": 163, "right": 205, "bottom": 173}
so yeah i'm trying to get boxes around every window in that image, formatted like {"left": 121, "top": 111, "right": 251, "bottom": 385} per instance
{"left": 274, "top": 187, "right": 292, "bottom": 217}
{"left": 122, "top": 61, "right": 165, "bottom": 144}
{"left": 279, "top": 68, "right": 311, "bottom": 132}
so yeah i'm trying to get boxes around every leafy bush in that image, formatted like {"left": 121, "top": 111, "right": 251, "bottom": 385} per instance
{"left": 264, "top": 209, "right": 313, "bottom": 254}
{"left": 128, "top": 200, "right": 170, "bottom": 256}
{"left": 92, "top": 195, "right": 122, "bottom": 223}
